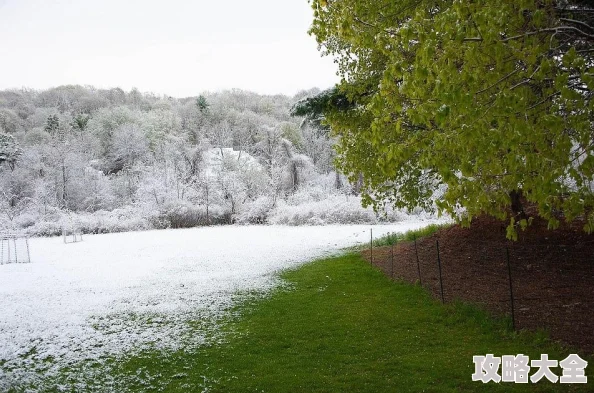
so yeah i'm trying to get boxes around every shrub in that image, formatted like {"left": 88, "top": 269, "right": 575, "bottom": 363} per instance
{"left": 158, "top": 201, "right": 208, "bottom": 228}
{"left": 268, "top": 195, "right": 381, "bottom": 225}
{"left": 237, "top": 196, "right": 275, "bottom": 224}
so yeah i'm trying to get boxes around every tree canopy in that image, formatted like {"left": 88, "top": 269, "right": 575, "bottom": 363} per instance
{"left": 308, "top": 0, "right": 594, "bottom": 237}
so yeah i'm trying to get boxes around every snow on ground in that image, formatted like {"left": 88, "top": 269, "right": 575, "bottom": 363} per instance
{"left": 0, "top": 222, "right": 434, "bottom": 390}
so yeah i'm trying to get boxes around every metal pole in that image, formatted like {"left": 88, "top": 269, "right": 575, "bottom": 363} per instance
{"left": 390, "top": 234, "right": 394, "bottom": 278}
{"left": 370, "top": 228, "right": 373, "bottom": 265}
{"left": 414, "top": 234, "right": 422, "bottom": 286}
{"left": 436, "top": 240, "right": 444, "bottom": 303}
{"left": 25, "top": 238, "right": 31, "bottom": 263}
{"left": 13, "top": 238, "right": 17, "bottom": 263}
{"left": 506, "top": 247, "right": 516, "bottom": 330}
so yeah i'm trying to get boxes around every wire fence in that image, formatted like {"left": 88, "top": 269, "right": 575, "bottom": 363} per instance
{"left": 363, "top": 231, "right": 594, "bottom": 354}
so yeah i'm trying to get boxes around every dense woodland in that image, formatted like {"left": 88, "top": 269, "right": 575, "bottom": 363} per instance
{"left": 0, "top": 85, "right": 411, "bottom": 235}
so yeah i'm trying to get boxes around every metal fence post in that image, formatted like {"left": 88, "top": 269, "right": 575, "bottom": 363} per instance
{"left": 370, "top": 228, "right": 373, "bottom": 265}
{"left": 414, "top": 234, "right": 422, "bottom": 286}
{"left": 506, "top": 247, "right": 516, "bottom": 330}
{"left": 390, "top": 234, "right": 395, "bottom": 278}
{"left": 436, "top": 240, "right": 444, "bottom": 304}
{"left": 25, "top": 238, "right": 31, "bottom": 264}
{"left": 13, "top": 238, "right": 17, "bottom": 263}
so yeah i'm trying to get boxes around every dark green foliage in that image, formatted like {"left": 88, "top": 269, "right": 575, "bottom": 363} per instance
{"left": 196, "top": 95, "right": 209, "bottom": 113}
{"left": 44, "top": 114, "right": 60, "bottom": 135}
{"left": 70, "top": 113, "right": 89, "bottom": 133}
{"left": 290, "top": 87, "right": 355, "bottom": 131}
{"left": 0, "top": 133, "right": 22, "bottom": 170}
{"left": 308, "top": 0, "right": 594, "bottom": 238}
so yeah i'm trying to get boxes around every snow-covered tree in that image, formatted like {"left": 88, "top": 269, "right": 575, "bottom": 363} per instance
{"left": 0, "top": 84, "right": 390, "bottom": 233}
{"left": 0, "top": 133, "right": 22, "bottom": 170}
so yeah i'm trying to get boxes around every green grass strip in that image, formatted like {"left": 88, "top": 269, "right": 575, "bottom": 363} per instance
{"left": 114, "top": 253, "right": 590, "bottom": 392}
{"left": 370, "top": 223, "right": 451, "bottom": 248}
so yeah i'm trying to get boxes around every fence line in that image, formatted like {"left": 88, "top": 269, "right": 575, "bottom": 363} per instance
{"left": 414, "top": 234, "right": 422, "bottom": 286}
{"left": 370, "top": 229, "right": 373, "bottom": 266}
{"left": 390, "top": 241, "right": 394, "bottom": 278}
{"left": 363, "top": 231, "right": 594, "bottom": 352}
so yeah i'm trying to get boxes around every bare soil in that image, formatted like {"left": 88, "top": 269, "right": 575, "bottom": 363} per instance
{"left": 362, "top": 216, "right": 594, "bottom": 355}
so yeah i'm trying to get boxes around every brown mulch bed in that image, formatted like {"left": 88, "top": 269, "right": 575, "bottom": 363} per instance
{"left": 362, "top": 216, "right": 594, "bottom": 355}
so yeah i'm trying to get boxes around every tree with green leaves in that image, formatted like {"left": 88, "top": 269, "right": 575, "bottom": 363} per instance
{"left": 307, "top": 0, "right": 594, "bottom": 237}
{"left": 44, "top": 114, "right": 60, "bottom": 136}
{"left": 71, "top": 113, "right": 90, "bottom": 134}
{"left": 196, "top": 95, "right": 209, "bottom": 113}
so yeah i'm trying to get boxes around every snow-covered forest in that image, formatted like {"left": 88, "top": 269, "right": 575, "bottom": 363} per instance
{"left": 0, "top": 86, "right": 415, "bottom": 235}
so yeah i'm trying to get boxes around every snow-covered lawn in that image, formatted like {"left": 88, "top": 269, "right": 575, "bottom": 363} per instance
{"left": 0, "top": 222, "right": 432, "bottom": 390}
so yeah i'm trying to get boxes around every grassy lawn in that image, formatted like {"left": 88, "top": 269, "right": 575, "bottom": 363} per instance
{"left": 369, "top": 223, "right": 451, "bottom": 247}
{"left": 112, "top": 253, "right": 589, "bottom": 392}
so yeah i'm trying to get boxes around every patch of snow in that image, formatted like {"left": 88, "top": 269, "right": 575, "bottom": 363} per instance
{"left": 0, "top": 222, "right": 436, "bottom": 390}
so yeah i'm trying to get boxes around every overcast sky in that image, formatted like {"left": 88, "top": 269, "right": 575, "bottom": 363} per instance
{"left": 0, "top": 0, "right": 338, "bottom": 97}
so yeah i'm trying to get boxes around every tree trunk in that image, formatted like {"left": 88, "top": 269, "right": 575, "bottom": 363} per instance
{"left": 291, "top": 161, "right": 298, "bottom": 192}
{"left": 61, "top": 160, "right": 68, "bottom": 209}
{"left": 335, "top": 171, "right": 343, "bottom": 190}
{"left": 510, "top": 189, "right": 527, "bottom": 220}
{"left": 352, "top": 173, "right": 364, "bottom": 195}
{"left": 205, "top": 182, "right": 210, "bottom": 226}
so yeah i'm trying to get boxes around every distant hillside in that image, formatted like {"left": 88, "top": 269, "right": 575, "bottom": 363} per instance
{"left": 0, "top": 85, "right": 425, "bottom": 235}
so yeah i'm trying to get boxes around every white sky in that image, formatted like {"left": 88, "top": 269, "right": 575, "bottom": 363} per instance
{"left": 0, "top": 0, "right": 338, "bottom": 97}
